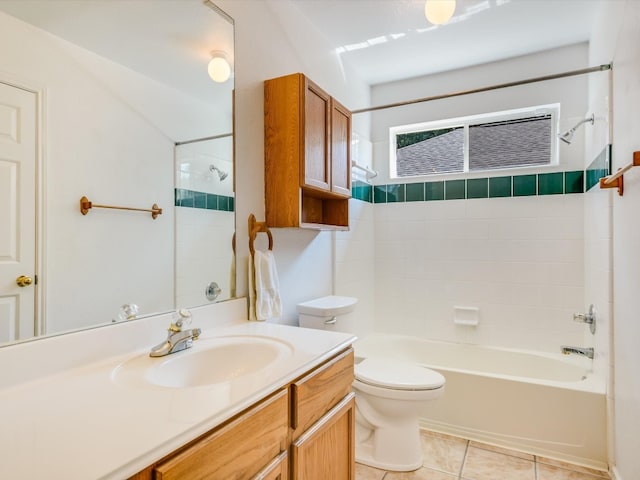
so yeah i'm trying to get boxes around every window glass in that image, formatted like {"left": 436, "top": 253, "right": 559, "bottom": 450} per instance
{"left": 469, "top": 115, "right": 551, "bottom": 171}
{"left": 396, "top": 127, "right": 464, "bottom": 176}
{"left": 389, "top": 105, "right": 558, "bottom": 178}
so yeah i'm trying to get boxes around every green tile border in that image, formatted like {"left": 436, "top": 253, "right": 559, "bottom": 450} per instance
{"left": 352, "top": 167, "right": 599, "bottom": 204}
{"left": 352, "top": 180, "right": 373, "bottom": 202}
{"left": 426, "top": 181, "right": 444, "bottom": 201}
{"left": 489, "top": 176, "right": 512, "bottom": 198}
{"left": 565, "top": 170, "right": 584, "bottom": 194}
{"left": 387, "top": 184, "right": 405, "bottom": 203}
{"left": 538, "top": 172, "right": 563, "bottom": 195}
{"left": 513, "top": 174, "right": 537, "bottom": 196}
{"left": 467, "top": 178, "right": 488, "bottom": 199}
{"left": 405, "top": 183, "right": 425, "bottom": 202}
{"left": 586, "top": 145, "right": 612, "bottom": 191}
{"left": 175, "top": 188, "right": 235, "bottom": 212}
{"left": 373, "top": 185, "right": 387, "bottom": 203}
{"left": 445, "top": 180, "right": 465, "bottom": 200}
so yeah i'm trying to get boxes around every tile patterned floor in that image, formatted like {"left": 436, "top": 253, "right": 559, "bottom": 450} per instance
{"left": 355, "top": 430, "right": 610, "bottom": 480}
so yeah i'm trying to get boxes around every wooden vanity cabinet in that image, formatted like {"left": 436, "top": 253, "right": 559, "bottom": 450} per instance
{"left": 252, "top": 451, "right": 288, "bottom": 480}
{"left": 264, "top": 73, "right": 352, "bottom": 230}
{"left": 127, "top": 348, "right": 355, "bottom": 480}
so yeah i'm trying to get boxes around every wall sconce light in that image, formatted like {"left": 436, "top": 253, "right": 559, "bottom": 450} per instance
{"left": 425, "top": 0, "right": 456, "bottom": 25}
{"left": 208, "top": 50, "right": 232, "bottom": 83}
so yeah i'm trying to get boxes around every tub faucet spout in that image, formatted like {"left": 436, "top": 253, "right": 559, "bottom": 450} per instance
{"left": 561, "top": 346, "right": 594, "bottom": 359}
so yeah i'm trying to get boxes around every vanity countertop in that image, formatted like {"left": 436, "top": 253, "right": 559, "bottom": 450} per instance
{"left": 0, "top": 319, "right": 355, "bottom": 480}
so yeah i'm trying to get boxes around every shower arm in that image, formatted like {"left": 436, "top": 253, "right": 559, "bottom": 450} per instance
{"left": 567, "top": 115, "right": 594, "bottom": 135}
{"left": 558, "top": 114, "right": 595, "bottom": 144}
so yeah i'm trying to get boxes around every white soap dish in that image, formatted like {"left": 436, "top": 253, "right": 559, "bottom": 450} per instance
{"left": 454, "top": 306, "right": 479, "bottom": 326}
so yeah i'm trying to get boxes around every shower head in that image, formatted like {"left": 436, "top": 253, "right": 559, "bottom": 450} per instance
{"left": 209, "top": 164, "right": 229, "bottom": 181}
{"left": 558, "top": 114, "right": 594, "bottom": 145}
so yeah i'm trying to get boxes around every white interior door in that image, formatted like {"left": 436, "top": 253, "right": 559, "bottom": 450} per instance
{"left": 0, "top": 82, "right": 36, "bottom": 343}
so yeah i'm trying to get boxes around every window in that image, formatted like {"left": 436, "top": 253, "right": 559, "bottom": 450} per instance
{"left": 389, "top": 104, "right": 559, "bottom": 178}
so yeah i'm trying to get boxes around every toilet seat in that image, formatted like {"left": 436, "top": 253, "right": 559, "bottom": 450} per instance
{"left": 355, "top": 357, "right": 445, "bottom": 391}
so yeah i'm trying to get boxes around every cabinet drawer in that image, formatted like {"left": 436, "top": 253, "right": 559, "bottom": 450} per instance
{"left": 154, "top": 389, "right": 289, "bottom": 480}
{"left": 291, "top": 348, "right": 354, "bottom": 439}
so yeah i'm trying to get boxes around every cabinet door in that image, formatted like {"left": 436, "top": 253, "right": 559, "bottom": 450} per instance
{"left": 154, "top": 389, "right": 289, "bottom": 480}
{"left": 291, "top": 393, "right": 356, "bottom": 480}
{"left": 330, "top": 98, "right": 352, "bottom": 198}
{"left": 302, "top": 77, "right": 331, "bottom": 192}
{"left": 252, "top": 451, "right": 288, "bottom": 480}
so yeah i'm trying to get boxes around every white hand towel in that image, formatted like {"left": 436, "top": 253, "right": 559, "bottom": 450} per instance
{"left": 254, "top": 250, "right": 282, "bottom": 321}
{"left": 248, "top": 255, "right": 256, "bottom": 320}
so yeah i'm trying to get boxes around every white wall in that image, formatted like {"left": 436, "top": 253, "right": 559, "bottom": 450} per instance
{"left": 589, "top": 2, "right": 640, "bottom": 479}
{"left": 216, "top": 0, "right": 372, "bottom": 326}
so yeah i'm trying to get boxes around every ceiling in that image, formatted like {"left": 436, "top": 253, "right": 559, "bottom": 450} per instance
{"left": 0, "top": 0, "right": 599, "bottom": 94}
{"left": 0, "top": 0, "right": 234, "bottom": 104}
{"left": 292, "top": 0, "right": 600, "bottom": 85}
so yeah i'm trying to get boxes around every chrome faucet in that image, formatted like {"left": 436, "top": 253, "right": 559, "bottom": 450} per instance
{"left": 561, "top": 346, "right": 594, "bottom": 359}
{"left": 150, "top": 309, "right": 201, "bottom": 357}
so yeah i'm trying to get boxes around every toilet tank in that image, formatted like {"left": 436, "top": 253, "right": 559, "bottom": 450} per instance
{"left": 297, "top": 296, "right": 358, "bottom": 333}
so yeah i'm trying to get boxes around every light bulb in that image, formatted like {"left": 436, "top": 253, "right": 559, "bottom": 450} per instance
{"left": 425, "top": 0, "right": 456, "bottom": 25}
{"left": 208, "top": 51, "right": 231, "bottom": 83}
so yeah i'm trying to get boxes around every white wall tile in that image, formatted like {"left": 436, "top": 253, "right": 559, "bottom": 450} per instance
{"left": 372, "top": 192, "right": 585, "bottom": 352}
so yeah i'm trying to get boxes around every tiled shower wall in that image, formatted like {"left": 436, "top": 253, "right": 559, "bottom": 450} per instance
{"left": 343, "top": 43, "right": 593, "bottom": 353}
{"left": 335, "top": 199, "right": 376, "bottom": 340}
{"left": 372, "top": 193, "right": 585, "bottom": 353}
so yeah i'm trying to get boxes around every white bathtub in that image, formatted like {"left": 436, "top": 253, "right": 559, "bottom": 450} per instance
{"left": 354, "top": 334, "right": 607, "bottom": 470}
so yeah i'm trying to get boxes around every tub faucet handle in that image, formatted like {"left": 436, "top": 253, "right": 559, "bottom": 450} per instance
{"left": 573, "top": 304, "right": 596, "bottom": 335}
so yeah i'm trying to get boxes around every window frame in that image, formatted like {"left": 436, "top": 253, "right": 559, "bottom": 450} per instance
{"left": 389, "top": 103, "right": 561, "bottom": 179}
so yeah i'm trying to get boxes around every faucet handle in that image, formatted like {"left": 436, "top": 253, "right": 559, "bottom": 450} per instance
{"left": 572, "top": 304, "right": 596, "bottom": 334}
{"left": 573, "top": 312, "right": 593, "bottom": 323}
{"left": 170, "top": 309, "right": 192, "bottom": 331}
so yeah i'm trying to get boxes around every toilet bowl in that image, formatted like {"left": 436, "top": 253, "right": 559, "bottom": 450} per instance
{"left": 352, "top": 357, "right": 445, "bottom": 471}
{"left": 296, "top": 296, "right": 446, "bottom": 472}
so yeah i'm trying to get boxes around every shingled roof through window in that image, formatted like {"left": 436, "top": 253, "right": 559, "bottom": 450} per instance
{"left": 396, "top": 129, "right": 464, "bottom": 176}
{"left": 395, "top": 115, "right": 551, "bottom": 177}
{"left": 470, "top": 116, "right": 551, "bottom": 171}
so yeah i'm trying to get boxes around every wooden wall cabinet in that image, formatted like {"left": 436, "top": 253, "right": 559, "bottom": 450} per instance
{"left": 128, "top": 348, "right": 355, "bottom": 480}
{"left": 264, "top": 73, "right": 352, "bottom": 230}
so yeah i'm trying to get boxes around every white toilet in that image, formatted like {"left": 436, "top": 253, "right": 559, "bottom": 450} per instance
{"left": 297, "top": 296, "right": 445, "bottom": 472}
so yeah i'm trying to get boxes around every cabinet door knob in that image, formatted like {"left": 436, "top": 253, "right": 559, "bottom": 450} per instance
{"left": 16, "top": 275, "right": 33, "bottom": 287}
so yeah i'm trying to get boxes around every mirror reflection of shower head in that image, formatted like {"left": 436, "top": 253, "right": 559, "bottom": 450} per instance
{"left": 209, "top": 164, "right": 229, "bottom": 181}
{"left": 558, "top": 114, "right": 594, "bottom": 145}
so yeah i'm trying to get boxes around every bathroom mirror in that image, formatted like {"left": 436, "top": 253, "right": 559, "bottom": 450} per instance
{"left": 0, "top": 0, "right": 235, "bottom": 346}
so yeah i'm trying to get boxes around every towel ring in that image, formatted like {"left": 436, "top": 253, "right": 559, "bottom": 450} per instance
{"left": 248, "top": 214, "right": 273, "bottom": 257}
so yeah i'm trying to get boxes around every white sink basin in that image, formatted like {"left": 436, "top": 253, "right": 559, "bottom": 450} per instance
{"left": 112, "top": 335, "right": 294, "bottom": 389}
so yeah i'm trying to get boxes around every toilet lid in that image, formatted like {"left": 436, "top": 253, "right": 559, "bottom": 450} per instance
{"left": 355, "top": 358, "right": 445, "bottom": 390}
